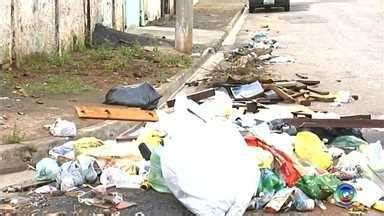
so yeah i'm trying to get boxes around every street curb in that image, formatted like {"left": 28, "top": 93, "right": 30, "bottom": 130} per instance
{"left": 0, "top": 5, "right": 247, "bottom": 175}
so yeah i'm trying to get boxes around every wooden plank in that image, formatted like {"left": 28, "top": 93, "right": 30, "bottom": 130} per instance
{"left": 281, "top": 118, "right": 384, "bottom": 128}
{"left": 75, "top": 106, "right": 158, "bottom": 122}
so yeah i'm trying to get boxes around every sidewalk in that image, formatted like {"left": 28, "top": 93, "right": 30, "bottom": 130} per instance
{"left": 0, "top": 0, "right": 246, "bottom": 175}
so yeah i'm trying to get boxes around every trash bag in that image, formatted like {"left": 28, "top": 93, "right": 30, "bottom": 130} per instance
{"left": 296, "top": 174, "right": 341, "bottom": 200}
{"left": 348, "top": 178, "right": 384, "bottom": 207}
{"left": 161, "top": 95, "right": 260, "bottom": 215}
{"left": 104, "top": 82, "right": 162, "bottom": 110}
{"left": 359, "top": 141, "right": 384, "bottom": 172}
{"left": 74, "top": 137, "right": 104, "bottom": 158}
{"left": 148, "top": 148, "right": 170, "bottom": 193}
{"left": 77, "top": 155, "right": 101, "bottom": 184}
{"left": 35, "top": 158, "right": 60, "bottom": 181}
{"left": 56, "top": 161, "right": 84, "bottom": 191}
{"left": 292, "top": 187, "right": 315, "bottom": 211}
{"left": 294, "top": 131, "right": 332, "bottom": 170}
{"left": 258, "top": 169, "right": 284, "bottom": 194}
{"left": 330, "top": 135, "right": 367, "bottom": 152}
{"left": 49, "top": 118, "right": 77, "bottom": 137}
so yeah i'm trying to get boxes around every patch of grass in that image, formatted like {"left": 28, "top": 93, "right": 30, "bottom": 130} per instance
{"left": 152, "top": 47, "right": 192, "bottom": 68}
{"left": 25, "top": 75, "right": 92, "bottom": 95}
{"left": 22, "top": 52, "right": 71, "bottom": 69}
{"left": 0, "top": 72, "right": 15, "bottom": 89}
{"left": 4, "top": 124, "right": 25, "bottom": 144}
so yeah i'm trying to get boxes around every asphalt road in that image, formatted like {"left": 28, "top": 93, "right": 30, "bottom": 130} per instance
{"left": 235, "top": 0, "right": 384, "bottom": 116}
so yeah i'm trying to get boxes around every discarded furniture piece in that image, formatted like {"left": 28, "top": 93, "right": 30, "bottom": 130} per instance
{"left": 75, "top": 106, "right": 158, "bottom": 122}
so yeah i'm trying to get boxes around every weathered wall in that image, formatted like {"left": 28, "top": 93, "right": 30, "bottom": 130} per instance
{"left": 100, "top": 0, "right": 113, "bottom": 27}
{"left": 144, "top": 0, "right": 161, "bottom": 22}
{"left": 0, "top": 0, "right": 12, "bottom": 64}
{"left": 0, "top": 0, "right": 170, "bottom": 65}
{"left": 58, "top": 0, "right": 86, "bottom": 52}
{"left": 114, "top": 0, "right": 125, "bottom": 31}
{"left": 13, "top": 0, "right": 56, "bottom": 61}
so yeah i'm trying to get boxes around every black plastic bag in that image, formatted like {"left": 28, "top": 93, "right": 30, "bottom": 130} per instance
{"left": 104, "top": 82, "right": 161, "bottom": 110}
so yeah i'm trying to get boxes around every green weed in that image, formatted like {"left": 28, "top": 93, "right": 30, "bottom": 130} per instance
{"left": 4, "top": 124, "right": 25, "bottom": 144}
{"left": 25, "top": 75, "right": 92, "bottom": 95}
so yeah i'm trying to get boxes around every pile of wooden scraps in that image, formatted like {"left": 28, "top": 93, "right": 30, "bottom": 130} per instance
{"left": 262, "top": 79, "right": 336, "bottom": 106}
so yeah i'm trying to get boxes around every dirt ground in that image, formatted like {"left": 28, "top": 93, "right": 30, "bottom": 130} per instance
{"left": 0, "top": 46, "right": 193, "bottom": 145}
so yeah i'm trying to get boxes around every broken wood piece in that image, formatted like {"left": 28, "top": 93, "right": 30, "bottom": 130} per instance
{"left": 295, "top": 73, "right": 308, "bottom": 79}
{"left": 297, "top": 97, "right": 312, "bottom": 106}
{"left": 75, "top": 106, "right": 158, "bottom": 122}
{"left": 281, "top": 118, "right": 384, "bottom": 128}
{"left": 166, "top": 88, "right": 215, "bottom": 107}
{"left": 291, "top": 91, "right": 307, "bottom": 98}
{"left": 309, "top": 93, "right": 336, "bottom": 102}
{"left": 296, "top": 80, "right": 320, "bottom": 86}
{"left": 268, "top": 86, "right": 296, "bottom": 103}
{"left": 306, "top": 87, "right": 329, "bottom": 95}
{"left": 282, "top": 87, "right": 296, "bottom": 95}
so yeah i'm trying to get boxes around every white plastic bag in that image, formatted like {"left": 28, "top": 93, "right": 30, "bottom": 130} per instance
{"left": 161, "top": 96, "right": 260, "bottom": 215}
{"left": 49, "top": 118, "right": 77, "bottom": 137}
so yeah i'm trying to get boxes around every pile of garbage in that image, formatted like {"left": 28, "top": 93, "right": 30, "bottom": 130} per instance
{"left": 3, "top": 84, "right": 382, "bottom": 214}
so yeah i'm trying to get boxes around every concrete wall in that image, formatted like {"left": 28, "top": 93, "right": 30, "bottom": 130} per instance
{"left": 143, "top": 0, "right": 161, "bottom": 22}
{"left": 114, "top": 0, "right": 125, "bottom": 31}
{"left": 0, "top": 0, "right": 12, "bottom": 64}
{"left": 0, "top": 0, "right": 184, "bottom": 65}
{"left": 58, "top": 0, "right": 86, "bottom": 52}
{"left": 13, "top": 0, "right": 56, "bottom": 62}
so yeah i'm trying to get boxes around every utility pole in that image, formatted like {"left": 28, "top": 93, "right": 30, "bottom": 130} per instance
{"left": 175, "top": 0, "right": 193, "bottom": 54}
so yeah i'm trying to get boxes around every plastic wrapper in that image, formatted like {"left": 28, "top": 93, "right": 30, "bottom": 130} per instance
{"left": 245, "top": 136, "right": 301, "bottom": 187}
{"left": 296, "top": 174, "right": 340, "bottom": 200}
{"left": 293, "top": 187, "right": 315, "bottom": 211}
{"left": 258, "top": 169, "right": 284, "bottom": 194}
{"left": 148, "top": 148, "right": 170, "bottom": 193}
{"left": 264, "top": 188, "right": 294, "bottom": 213}
{"left": 330, "top": 135, "right": 367, "bottom": 152}
{"left": 74, "top": 137, "right": 104, "bottom": 158}
{"left": 104, "top": 82, "right": 161, "bottom": 110}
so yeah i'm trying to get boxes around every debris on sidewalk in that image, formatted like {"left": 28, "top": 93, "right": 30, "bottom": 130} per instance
{"left": 75, "top": 105, "right": 159, "bottom": 122}
{"left": 104, "top": 82, "right": 162, "bottom": 110}
{"left": 49, "top": 118, "right": 77, "bottom": 137}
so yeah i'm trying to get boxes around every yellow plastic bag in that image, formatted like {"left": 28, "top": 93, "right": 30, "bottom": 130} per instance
{"left": 294, "top": 131, "right": 332, "bottom": 169}
{"left": 74, "top": 137, "right": 104, "bottom": 158}
{"left": 136, "top": 129, "right": 164, "bottom": 151}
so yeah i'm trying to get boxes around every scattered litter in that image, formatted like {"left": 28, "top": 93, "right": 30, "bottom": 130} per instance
{"left": 49, "top": 141, "right": 75, "bottom": 160}
{"left": 264, "top": 188, "right": 294, "bottom": 213}
{"left": 49, "top": 118, "right": 77, "bottom": 137}
{"left": 230, "top": 81, "right": 264, "bottom": 99}
{"left": 35, "top": 158, "right": 60, "bottom": 182}
{"left": 267, "top": 56, "right": 295, "bottom": 64}
{"left": 104, "top": 82, "right": 162, "bottom": 110}
{"left": 34, "top": 185, "right": 59, "bottom": 194}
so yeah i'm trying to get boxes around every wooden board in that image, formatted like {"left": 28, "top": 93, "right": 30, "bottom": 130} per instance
{"left": 75, "top": 106, "right": 158, "bottom": 122}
